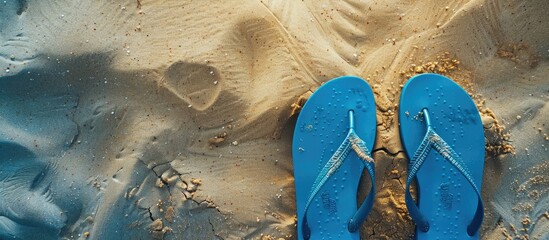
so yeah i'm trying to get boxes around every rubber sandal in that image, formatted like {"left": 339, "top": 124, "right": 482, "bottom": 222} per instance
{"left": 293, "top": 76, "right": 377, "bottom": 240}
{"left": 399, "top": 73, "right": 485, "bottom": 239}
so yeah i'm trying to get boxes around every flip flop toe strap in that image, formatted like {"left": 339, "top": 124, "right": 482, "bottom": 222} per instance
{"left": 301, "top": 111, "right": 376, "bottom": 239}
{"left": 405, "top": 109, "right": 484, "bottom": 235}
{"left": 347, "top": 134, "right": 376, "bottom": 232}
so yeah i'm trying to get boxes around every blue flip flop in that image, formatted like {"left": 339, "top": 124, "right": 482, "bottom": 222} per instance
{"left": 399, "top": 73, "right": 485, "bottom": 239}
{"left": 293, "top": 76, "right": 377, "bottom": 240}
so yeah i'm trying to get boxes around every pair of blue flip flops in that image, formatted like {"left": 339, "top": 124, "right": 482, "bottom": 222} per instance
{"left": 293, "top": 73, "right": 485, "bottom": 239}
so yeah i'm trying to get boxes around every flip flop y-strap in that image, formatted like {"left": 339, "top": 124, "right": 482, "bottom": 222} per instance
{"left": 301, "top": 110, "right": 376, "bottom": 240}
{"left": 405, "top": 109, "right": 484, "bottom": 235}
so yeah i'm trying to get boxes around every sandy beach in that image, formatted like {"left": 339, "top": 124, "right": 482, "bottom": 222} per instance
{"left": 0, "top": 0, "right": 548, "bottom": 239}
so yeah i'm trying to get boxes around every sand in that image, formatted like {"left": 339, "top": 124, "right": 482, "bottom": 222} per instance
{"left": 0, "top": 0, "right": 547, "bottom": 239}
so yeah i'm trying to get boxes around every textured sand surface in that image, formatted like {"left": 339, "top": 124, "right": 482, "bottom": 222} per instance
{"left": 0, "top": 0, "right": 547, "bottom": 239}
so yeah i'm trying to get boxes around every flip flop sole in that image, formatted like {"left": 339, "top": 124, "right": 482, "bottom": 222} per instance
{"left": 399, "top": 73, "right": 485, "bottom": 239}
{"left": 293, "top": 76, "right": 376, "bottom": 239}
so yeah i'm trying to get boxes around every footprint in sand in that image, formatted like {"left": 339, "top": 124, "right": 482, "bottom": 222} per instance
{"left": 162, "top": 62, "right": 222, "bottom": 111}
